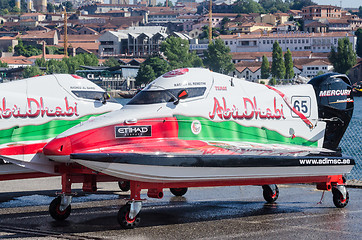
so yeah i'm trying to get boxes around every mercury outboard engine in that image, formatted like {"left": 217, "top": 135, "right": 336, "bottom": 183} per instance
{"left": 308, "top": 73, "right": 354, "bottom": 151}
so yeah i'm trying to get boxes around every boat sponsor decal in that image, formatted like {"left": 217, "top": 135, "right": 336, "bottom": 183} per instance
{"left": 209, "top": 97, "right": 285, "bottom": 120}
{"left": 319, "top": 89, "right": 351, "bottom": 97}
{"left": 71, "top": 153, "right": 355, "bottom": 168}
{"left": 0, "top": 97, "right": 78, "bottom": 119}
{"left": 163, "top": 68, "right": 189, "bottom": 78}
{"left": 115, "top": 125, "right": 152, "bottom": 138}
{"left": 215, "top": 86, "right": 227, "bottom": 91}
{"left": 0, "top": 113, "right": 103, "bottom": 145}
{"left": 299, "top": 158, "right": 351, "bottom": 165}
{"left": 191, "top": 120, "right": 202, "bottom": 135}
{"left": 176, "top": 116, "right": 318, "bottom": 147}
{"left": 329, "top": 98, "right": 354, "bottom": 104}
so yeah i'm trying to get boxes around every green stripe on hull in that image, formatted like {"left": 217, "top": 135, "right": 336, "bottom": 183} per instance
{"left": 0, "top": 114, "right": 102, "bottom": 144}
{"left": 176, "top": 116, "right": 318, "bottom": 147}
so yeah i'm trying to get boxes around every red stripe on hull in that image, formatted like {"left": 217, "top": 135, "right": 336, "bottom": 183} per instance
{"left": 0, "top": 143, "right": 47, "bottom": 156}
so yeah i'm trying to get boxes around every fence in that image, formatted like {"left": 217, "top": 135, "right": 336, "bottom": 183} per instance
{"left": 340, "top": 119, "right": 362, "bottom": 183}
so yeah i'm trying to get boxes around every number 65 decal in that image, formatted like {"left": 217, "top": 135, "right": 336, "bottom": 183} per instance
{"left": 291, "top": 96, "right": 311, "bottom": 118}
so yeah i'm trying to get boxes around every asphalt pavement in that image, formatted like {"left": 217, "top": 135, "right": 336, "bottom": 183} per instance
{"left": 0, "top": 176, "right": 361, "bottom": 240}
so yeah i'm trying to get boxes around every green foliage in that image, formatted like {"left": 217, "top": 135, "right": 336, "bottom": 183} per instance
{"left": 34, "top": 53, "right": 99, "bottom": 74}
{"left": 259, "top": 0, "right": 289, "bottom": 13}
{"left": 199, "top": 25, "right": 219, "bottom": 40}
{"left": 7, "top": 46, "right": 12, "bottom": 52}
{"left": 289, "top": 0, "right": 316, "bottom": 10}
{"left": 135, "top": 56, "right": 170, "bottom": 86}
{"left": 35, "top": 58, "right": 46, "bottom": 67}
{"left": 359, "top": 6, "right": 362, "bottom": 18}
{"left": 135, "top": 65, "right": 156, "bottom": 86}
{"left": 63, "top": 1, "right": 73, "bottom": 12}
{"left": 269, "top": 77, "right": 276, "bottom": 86}
{"left": 316, "top": 70, "right": 324, "bottom": 76}
{"left": 356, "top": 28, "right": 362, "bottom": 58}
{"left": 12, "top": 6, "right": 20, "bottom": 12}
{"left": 203, "top": 38, "right": 234, "bottom": 74}
{"left": 0, "top": 60, "right": 8, "bottom": 67}
{"left": 14, "top": 39, "right": 42, "bottom": 57}
{"left": 284, "top": 49, "right": 294, "bottom": 79}
{"left": 234, "top": 0, "right": 264, "bottom": 14}
{"left": 47, "top": 3, "right": 55, "bottom": 13}
{"left": 164, "top": 0, "right": 173, "bottom": 7}
{"left": 261, "top": 55, "right": 270, "bottom": 79}
{"left": 160, "top": 36, "right": 203, "bottom": 69}
{"left": 22, "top": 66, "right": 42, "bottom": 78}
{"left": 103, "top": 57, "right": 120, "bottom": 67}
{"left": 0, "top": 8, "right": 9, "bottom": 15}
{"left": 260, "top": 80, "right": 265, "bottom": 84}
{"left": 328, "top": 37, "right": 357, "bottom": 74}
{"left": 271, "top": 41, "right": 285, "bottom": 79}
{"left": 46, "top": 46, "right": 64, "bottom": 55}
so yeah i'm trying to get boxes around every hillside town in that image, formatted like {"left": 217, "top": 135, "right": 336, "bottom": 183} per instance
{"left": 0, "top": 0, "right": 361, "bottom": 89}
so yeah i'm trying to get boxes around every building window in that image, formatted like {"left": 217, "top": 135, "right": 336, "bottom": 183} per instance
{"left": 263, "top": 40, "right": 266, "bottom": 44}
{"left": 267, "top": 40, "right": 269, "bottom": 44}
{"left": 298, "top": 39, "right": 301, "bottom": 43}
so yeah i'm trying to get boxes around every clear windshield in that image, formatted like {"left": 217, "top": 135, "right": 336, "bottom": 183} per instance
{"left": 71, "top": 91, "right": 118, "bottom": 103}
{"left": 127, "top": 87, "right": 207, "bottom": 105}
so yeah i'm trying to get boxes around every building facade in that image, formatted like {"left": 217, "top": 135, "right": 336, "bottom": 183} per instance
{"left": 220, "top": 32, "right": 356, "bottom": 53}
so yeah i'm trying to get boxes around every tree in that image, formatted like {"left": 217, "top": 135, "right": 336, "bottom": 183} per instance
{"left": 269, "top": 77, "right": 276, "bottom": 86}
{"left": 289, "top": 0, "right": 316, "bottom": 10}
{"left": 0, "top": 60, "right": 7, "bottom": 67}
{"left": 47, "top": 3, "right": 55, "bottom": 13}
{"left": 271, "top": 41, "right": 285, "bottom": 79}
{"left": 259, "top": 0, "right": 289, "bottom": 13}
{"left": 203, "top": 38, "right": 234, "bottom": 74}
{"left": 103, "top": 57, "right": 120, "bottom": 67}
{"left": 160, "top": 36, "right": 203, "bottom": 69}
{"left": 316, "top": 70, "right": 324, "bottom": 76}
{"left": 135, "top": 56, "right": 170, "bottom": 87}
{"left": 356, "top": 28, "right": 362, "bottom": 58}
{"left": 233, "top": 0, "right": 264, "bottom": 14}
{"left": 328, "top": 37, "right": 357, "bottom": 74}
{"left": 284, "top": 49, "right": 294, "bottom": 80}
{"left": 358, "top": 6, "right": 362, "bottom": 18}
{"left": 135, "top": 65, "right": 156, "bottom": 86}
{"left": 23, "top": 66, "right": 42, "bottom": 78}
{"left": 63, "top": 1, "right": 73, "bottom": 12}
{"left": 261, "top": 55, "right": 270, "bottom": 79}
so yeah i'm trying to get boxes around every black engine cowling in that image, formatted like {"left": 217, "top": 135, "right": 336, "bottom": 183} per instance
{"left": 308, "top": 73, "right": 354, "bottom": 151}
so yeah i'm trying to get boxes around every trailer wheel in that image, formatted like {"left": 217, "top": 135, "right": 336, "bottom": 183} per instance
{"left": 170, "top": 188, "right": 188, "bottom": 196}
{"left": 333, "top": 189, "right": 349, "bottom": 208}
{"left": 49, "top": 196, "right": 71, "bottom": 221}
{"left": 262, "top": 185, "right": 279, "bottom": 203}
{"left": 118, "top": 180, "right": 130, "bottom": 192}
{"left": 117, "top": 204, "right": 141, "bottom": 229}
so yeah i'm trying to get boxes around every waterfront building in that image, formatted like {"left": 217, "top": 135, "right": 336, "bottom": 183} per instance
{"left": 219, "top": 32, "right": 356, "bottom": 53}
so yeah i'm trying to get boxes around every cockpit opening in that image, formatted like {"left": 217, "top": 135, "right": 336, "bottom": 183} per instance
{"left": 71, "top": 91, "right": 118, "bottom": 103}
{"left": 127, "top": 87, "right": 206, "bottom": 105}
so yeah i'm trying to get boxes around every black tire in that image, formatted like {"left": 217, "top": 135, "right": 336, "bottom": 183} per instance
{"left": 49, "top": 196, "right": 71, "bottom": 221}
{"left": 118, "top": 180, "right": 130, "bottom": 192}
{"left": 117, "top": 204, "right": 141, "bottom": 229}
{"left": 332, "top": 189, "right": 349, "bottom": 208}
{"left": 170, "top": 187, "right": 188, "bottom": 196}
{"left": 262, "top": 185, "right": 279, "bottom": 203}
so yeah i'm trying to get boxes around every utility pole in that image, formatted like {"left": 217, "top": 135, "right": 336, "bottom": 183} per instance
{"left": 63, "top": 7, "right": 68, "bottom": 58}
{"left": 208, "top": 0, "right": 212, "bottom": 43}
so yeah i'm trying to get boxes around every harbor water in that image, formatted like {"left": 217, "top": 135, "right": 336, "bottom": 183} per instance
{"left": 117, "top": 97, "right": 362, "bottom": 182}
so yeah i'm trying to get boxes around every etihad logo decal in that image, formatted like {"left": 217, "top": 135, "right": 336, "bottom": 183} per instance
{"left": 191, "top": 120, "right": 202, "bottom": 135}
{"left": 209, "top": 97, "right": 285, "bottom": 120}
{"left": 319, "top": 89, "right": 351, "bottom": 97}
{"left": 115, "top": 126, "right": 152, "bottom": 138}
{"left": 0, "top": 97, "right": 78, "bottom": 119}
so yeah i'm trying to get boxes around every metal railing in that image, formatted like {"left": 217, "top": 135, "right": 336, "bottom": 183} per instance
{"left": 340, "top": 119, "right": 362, "bottom": 183}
